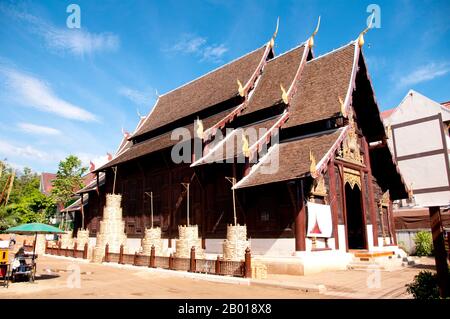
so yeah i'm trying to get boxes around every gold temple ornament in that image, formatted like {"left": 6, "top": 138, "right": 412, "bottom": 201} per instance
{"left": 358, "top": 11, "right": 375, "bottom": 47}
{"left": 237, "top": 79, "right": 245, "bottom": 97}
{"left": 309, "top": 149, "right": 317, "bottom": 175}
{"left": 280, "top": 83, "right": 289, "bottom": 104}
{"left": 269, "top": 17, "right": 279, "bottom": 48}
{"left": 242, "top": 134, "right": 250, "bottom": 158}
{"left": 339, "top": 96, "right": 346, "bottom": 117}
{"left": 196, "top": 118, "right": 204, "bottom": 139}
{"left": 308, "top": 16, "right": 321, "bottom": 48}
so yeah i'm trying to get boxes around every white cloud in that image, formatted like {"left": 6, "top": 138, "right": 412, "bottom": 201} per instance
{"left": 17, "top": 122, "right": 61, "bottom": 136}
{"left": 166, "top": 33, "right": 228, "bottom": 63}
{"left": 0, "top": 66, "right": 97, "bottom": 122}
{"left": 201, "top": 44, "right": 228, "bottom": 62}
{"left": 0, "top": 140, "right": 54, "bottom": 162}
{"left": 0, "top": 4, "right": 119, "bottom": 57}
{"left": 44, "top": 28, "right": 119, "bottom": 57}
{"left": 398, "top": 62, "right": 450, "bottom": 87}
{"left": 118, "top": 87, "right": 155, "bottom": 106}
{"left": 170, "top": 34, "right": 207, "bottom": 53}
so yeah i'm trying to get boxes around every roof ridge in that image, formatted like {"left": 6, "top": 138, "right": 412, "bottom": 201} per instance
{"left": 306, "top": 40, "right": 355, "bottom": 64}
{"left": 159, "top": 44, "right": 268, "bottom": 98}
{"left": 270, "top": 42, "right": 307, "bottom": 61}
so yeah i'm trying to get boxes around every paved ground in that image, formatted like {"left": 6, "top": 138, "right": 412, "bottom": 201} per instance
{"left": 0, "top": 255, "right": 435, "bottom": 299}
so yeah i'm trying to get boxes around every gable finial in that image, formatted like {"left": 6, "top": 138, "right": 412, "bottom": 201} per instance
{"left": 339, "top": 96, "right": 346, "bottom": 117}
{"left": 280, "top": 83, "right": 289, "bottom": 104}
{"left": 358, "top": 11, "right": 375, "bottom": 47}
{"left": 237, "top": 79, "right": 245, "bottom": 97}
{"left": 309, "top": 149, "right": 317, "bottom": 175}
{"left": 269, "top": 17, "right": 280, "bottom": 48}
{"left": 308, "top": 16, "right": 321, "bottom": 48}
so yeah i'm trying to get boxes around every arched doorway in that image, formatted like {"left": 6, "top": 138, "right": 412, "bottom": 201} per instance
{"left": 345, "top": 183, "right": 366, "bottom": 250}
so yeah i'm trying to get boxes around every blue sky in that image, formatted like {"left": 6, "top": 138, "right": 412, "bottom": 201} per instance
{"left": 0, "top": 0, "right": 449, "bottom": 173}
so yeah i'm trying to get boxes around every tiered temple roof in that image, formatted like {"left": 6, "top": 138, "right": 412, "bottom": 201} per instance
{"left": 96, "top": 26, "right": 408, "bottom": 199}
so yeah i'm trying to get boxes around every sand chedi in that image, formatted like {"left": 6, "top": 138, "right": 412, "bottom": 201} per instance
{"left": 60, "top": 231, "right": 74, "bottom": 249}
{"left": 223, "top": 224, "right": 250, "bottom": 261}
{"left": 93, "top": 194, "right": 127, "bottom": 263}
{"left": 141, "top": 227, "right": 164, "bottom": 256}
{"left": 175, "top": 225, "right": 204, "bottom": 258}
{"left": 76, "top": 229, "right": 89, "bottom": 249}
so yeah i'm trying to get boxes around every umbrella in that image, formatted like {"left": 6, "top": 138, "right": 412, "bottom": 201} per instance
{"left": 5, "top": 223, "right": 66, "bottom": 262}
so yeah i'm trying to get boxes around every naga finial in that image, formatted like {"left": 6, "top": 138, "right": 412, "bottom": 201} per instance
{"left": 358, "top": 11, "right": 375, "bottom": 47}
{"left": 280, "top": 83, "right": 289, "bottom": 104}
{"left": 308, "top": 16, "right": 321, "bottom": 48}
{"left": 309, "top": 149, "right": 317, "bottom": 175}
{"left": 237, "top": 79, "right": 245, "bottom": 97}
{"left": 339, "top": 96, "right": 346, "bottom": 117}
{"left": 269, "top": 17, "right": 280, "bottom": 48}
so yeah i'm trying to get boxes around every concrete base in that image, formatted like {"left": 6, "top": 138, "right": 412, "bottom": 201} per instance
{"left": 253, "top": 250, "right": 353, "bottom": 276}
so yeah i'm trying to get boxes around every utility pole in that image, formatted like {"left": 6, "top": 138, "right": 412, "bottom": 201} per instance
{"left": 181, "top": 183, "right": 190, "bottom": 226}
{"left": 145, "top": 191, "right": 154, "bottom": 228}
{"left": 112, "top": 166, "right": 118, "bottom": 194}
{"left": 225, "top": 177, "right": 237, "bottom": 226}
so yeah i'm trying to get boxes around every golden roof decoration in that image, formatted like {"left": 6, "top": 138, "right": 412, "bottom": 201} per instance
{"left": 269, "top": 17, "right": 280, "bottom": 48}
{"left": 309, "top": 149, "right": 317, "bottom": 175}
{"left": 308, "top": 16, "right": 321, "bottom": 48}
{"left": 339, "top": 96, "right": 346, "bottom": 117}
{"left": 280, "top": 83, "right": 289, "bottom": 104}
{"left": 237, "top": 79, "right": 245, "bottom": 97}
{"left": 358, "top": 11, "right": 375, "bottom": 47}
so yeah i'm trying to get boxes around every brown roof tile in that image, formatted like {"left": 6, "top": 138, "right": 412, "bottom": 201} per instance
{"left": 242, "top": 45, "right": 306, "bottom": 115}
{"left": 133, "top": 46, "right": 268, "bottom": 138}
{"left": 100, "top": 109, "right": 231, "bottom": 170}
{"left": 285, "top": 44, "right": 356, "bottom": 128}
{"left": 235, "top": 128, "right": 343, "bottom": 189}
{"left": 198, "top": 116, "right": 281, "bottom": 164}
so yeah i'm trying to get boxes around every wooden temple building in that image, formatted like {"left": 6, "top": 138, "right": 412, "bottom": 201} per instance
{"left": 76, "top": 22, "right": 409, "bottom": 274}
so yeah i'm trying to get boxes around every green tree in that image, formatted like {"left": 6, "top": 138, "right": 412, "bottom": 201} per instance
{"left": 0, "top": 160, "right": 56, "bottom": 230}
{"left": 51, "top": 155, "right": 87, "bottom": 229}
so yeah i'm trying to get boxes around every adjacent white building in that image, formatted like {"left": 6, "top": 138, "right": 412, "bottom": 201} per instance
{"left": 382, "top": 89, "right": 450, "bottom": 208}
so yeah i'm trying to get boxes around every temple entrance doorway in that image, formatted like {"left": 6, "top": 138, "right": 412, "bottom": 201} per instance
{"left": 345, "top": 183, "right": 366, "bottom": 250}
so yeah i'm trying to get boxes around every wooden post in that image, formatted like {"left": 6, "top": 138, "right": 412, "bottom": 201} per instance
{"left": 134, "top": 252, "right": 138, "bottom": 266}
{"left": 244, "top": 247, "right": 252, "bottom": 278}
{"left": 45, "top": 241, "right": 49, "bottom": 254}
{"left": 447, "top": 233, "right": 450, "bottom": 262}
{"left": 169, "top": 253, "right": 174, "bottom": 270}
{"left": 150, "top": 245, "right": 155, "bottom": 268}
{"left": 65, "top": 246, "right": 68, "bottom": 257}
{"left": 73, "top": 242, "right": 77, "bottom": 258}
{"left": 83, "top": 243, "right": 88, "bottom": 259}
{"left": 327, "top": 160, "right": 339, "bottom": 249}
{"left": 362, "top": 138, "right": 379, "bottom": 246}
{"left": 215, "top": 255, "right": 221, "bottom": 275}
{"left": 58, "top": 241, "right": 62, "bottom": 256}
{"left": 119, "top": 244, "right": 124, "bottom": 264}
{"left": 202, "top": 237, "right": 206, "bottom": 250}
{"left": 190, "top": 246, "right": 196, "bottom": 272}
{"left": 105, "top": 244, "right": 109, "bottom": 263}
{"left": 429, "top": 206, "right": 449, "bottom": 298}
{"left": 295, "top": 181, "right": 306, "bottom": 251}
